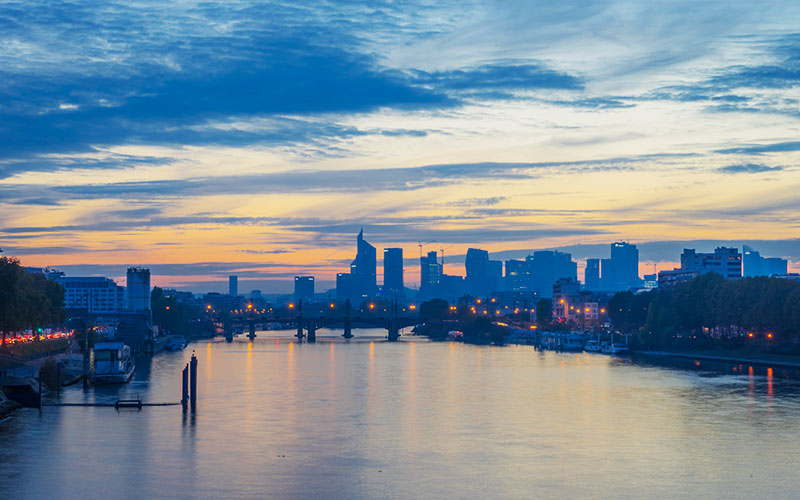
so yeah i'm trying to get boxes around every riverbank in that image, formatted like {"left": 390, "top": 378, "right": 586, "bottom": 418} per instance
{"left": 0, "top": 393, "right": 22, "bottom": 420}
{"left": 632, "top": 349, "right": 800, "bottom": 369}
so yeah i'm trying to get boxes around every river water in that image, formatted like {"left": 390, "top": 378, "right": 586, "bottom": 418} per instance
{"left": 2, "top": 328, "right": 800, "bottom": 499}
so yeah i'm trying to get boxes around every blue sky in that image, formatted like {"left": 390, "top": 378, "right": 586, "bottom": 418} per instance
{"left": 1, "top": 0, "right": 799, "bottom": 292}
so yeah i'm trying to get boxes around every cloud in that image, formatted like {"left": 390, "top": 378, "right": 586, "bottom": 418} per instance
{"left": 717, "top": 163, "right": 783, "bottom": 174}
{"left": 411, "top": 62, "right": 583, "bottom": 98}
{"left": 715, "top": 141, "right": 800, "bottom": 155}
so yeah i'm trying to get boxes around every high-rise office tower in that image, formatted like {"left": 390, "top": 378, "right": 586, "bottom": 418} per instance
{"left": 420, "top": 251, "right": 442, "bottom": 289}
{"left": 294, "top": 276, "right": 315, "bottom": 301}
{"left": 585, "top": 258, "right": 600, "bottom": 291}
{"left": 229, "top": 275, "right": 238, "bottom": 297}
{"left": 383, "top": 248, "right": 404, "bottom": 293}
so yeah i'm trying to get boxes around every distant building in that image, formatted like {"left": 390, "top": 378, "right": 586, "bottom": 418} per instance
{"left": 584, "top": 258, "right": 600, "bottom": 291}
{"left": 657, "top": 269, "right": 699, "bottom": 287}
{"left": 599, "top": 242, "right": 641, "bottom": 292}
{"left": 336, "top": 229, "right": 378, "bottom": 301}
{"left": 743, "top": 245, "right": 788, "bottom": 277}
{"left": 294, "top": 276, "right": 315, "bottom": 301}
{"left": 229, "top": 275, "right": 238, "bottom": 297}
{"left": 56, "top": 276, "right": 126, "bottom": 314}
{"left": 552, "top": 277, "right": 581, "bottom": 322}
{"left": 531, "top": 250, "right": 577, "bottom": 298}
{"left": 420, "top": 250, "right": 442, "bottom": 290}
{"left": 127, "top": 267, "right": 151, "bottom": 312}
{"left": 505, "top": 258, "right": 533, "bottom": 292}
{"left": 773, "top": 273, "right": 800, "bottom": 281}
{"left": 680, "top": 247, "right": 741, "bottom": 279}
{"left": 643, "top": 273, "right": 658, "bottom": 289}
{"left": 383, "top": 248, "right": 404, "bottom": 293}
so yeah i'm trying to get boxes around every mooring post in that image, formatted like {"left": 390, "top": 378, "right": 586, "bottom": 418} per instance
{"left": 189, "top": 353, "right": 197, "bottom": 412}
{"left": 181, "top": 363, "right": 189, "bottom": 411}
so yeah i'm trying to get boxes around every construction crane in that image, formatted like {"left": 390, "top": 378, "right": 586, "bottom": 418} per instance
{"left": 418, "top": 240, "right": 437, "bottom": 259}
{"left": 440, "top": 245, "right": 454, "bottom": 272}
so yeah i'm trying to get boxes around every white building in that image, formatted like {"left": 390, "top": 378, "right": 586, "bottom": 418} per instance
{"left": 57, "top": 277, "right": 126, "bottom": 313}
{"left": 127, "top": 267, "right": 151, "bottom": 312}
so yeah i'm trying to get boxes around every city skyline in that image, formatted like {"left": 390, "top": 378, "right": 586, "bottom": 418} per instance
{"left": 1, "top": 1, "right": 800, "bottom": 292}
{"left": 13, "top": 235, "right": 795, "bottom": 296}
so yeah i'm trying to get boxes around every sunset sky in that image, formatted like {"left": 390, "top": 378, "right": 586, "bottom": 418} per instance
{"left": 1, "top": 1, "right": 799, "bottom": 292}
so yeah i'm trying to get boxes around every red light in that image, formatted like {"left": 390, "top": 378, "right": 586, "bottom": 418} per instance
{"left": 748, "top": 332, "right": 753, "bottom": 338}
{"left": 767, "top": 333, "right": 773, "bottom": 339}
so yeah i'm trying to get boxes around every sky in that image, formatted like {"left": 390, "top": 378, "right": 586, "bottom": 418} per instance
{"left": 1, "top": 0, "right": 799, "bottom": 293}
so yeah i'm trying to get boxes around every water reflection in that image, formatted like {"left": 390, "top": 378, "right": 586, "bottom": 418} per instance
{"left": 1, "top": 330, "right": 800, "bottom": 500}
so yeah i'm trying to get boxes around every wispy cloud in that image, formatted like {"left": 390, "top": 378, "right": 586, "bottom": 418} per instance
{"left": 717, "top": 163, "right": 783, "bottom": 174}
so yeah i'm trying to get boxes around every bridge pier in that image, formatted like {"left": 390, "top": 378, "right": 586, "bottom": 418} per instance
{"left": 247, "top": 320, "right": 256, "bottom": 340}
{"left": 342, "top": 299, "right": 353, "bottom": 339}
{"left": 307, "top": 321, "right": 316, "bottom": 343}
{"left": 387, "top": 298, "right": 400, "bottom": 342}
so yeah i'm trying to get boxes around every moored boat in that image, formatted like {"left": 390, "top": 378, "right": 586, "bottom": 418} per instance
{"left": 90, "top": 342, "right": 135, "bottom": 384}
{"left": 584, "top": 340, "right": 602, "bottom": 352}
{"left": 165, "top": 336, "right": 188, "bottom": 351}
{"left": 601, "top": 342, "right": 630, "bottom": 355}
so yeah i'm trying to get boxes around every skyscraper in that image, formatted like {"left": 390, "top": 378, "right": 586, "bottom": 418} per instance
{"left": 530, "top": 250, "right": 577, "bottom": 298}
{"left": 336, "top": 229, "right": 377, "bottom": 301}
{"left": 383, "top": 248, "right": 404, "bottom": 293}
{"left": 229, "top": 275, "right": 238, "bottom": 297}
{"left": 600, "top": 242, "right": 641, "bottom": 291}
{"left": 465, "top": 248, "right": 490, "bottom": 296}
{"left": 505, "top": 258, "right": 533, "bottom": 292}
{"left": 351, "top": 229, "right": 377, "bottom": 295}
{"left": 420, "top": 250, "right": 442, "bottom": 289}
{"left": 294, "top": 276, "right": 315, "bottom": 301}
{"left": 584, "top": 258, "right": 600, "bottom": 291}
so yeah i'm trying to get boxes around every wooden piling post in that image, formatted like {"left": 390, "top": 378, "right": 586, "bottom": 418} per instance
{"left": 189, "top": 353, "right": 197, "bottom": 412}
{"left": 181, "top": 363, "right": 189, "bottom": 411}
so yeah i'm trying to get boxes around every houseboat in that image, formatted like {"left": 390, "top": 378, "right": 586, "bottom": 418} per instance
{"left": 90, "top": 342, "right": 135, "bottom": 384}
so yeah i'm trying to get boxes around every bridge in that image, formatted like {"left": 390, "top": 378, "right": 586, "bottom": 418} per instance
{"left": 212, "top": 299, "right": 422, "bottom": 343}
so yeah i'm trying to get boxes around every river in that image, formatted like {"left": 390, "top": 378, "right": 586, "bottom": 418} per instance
{"left": 2, "top": 328, "right": 799, "bottom": 499}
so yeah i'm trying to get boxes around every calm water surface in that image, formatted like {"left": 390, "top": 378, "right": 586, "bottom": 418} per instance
{"left": 2, "top": 328, "right": 800, "bottom": 499}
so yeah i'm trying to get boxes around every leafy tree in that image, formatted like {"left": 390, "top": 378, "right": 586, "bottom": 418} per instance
{"left": 419, "top": 298, "right": 450, "bottom": 320}
{"left": 0, "top": 257, "right": 66, "bottom": 345}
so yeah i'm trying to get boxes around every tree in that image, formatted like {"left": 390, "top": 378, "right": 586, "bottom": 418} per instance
{"left": 0, "top": 257, "right": 66, "bottom": 345}
{"left": 420, "top": 298, "right": 450, "bottom": 320}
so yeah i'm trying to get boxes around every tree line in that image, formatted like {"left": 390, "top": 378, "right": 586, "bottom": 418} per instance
{"left": 0, "top": 257, "right": 66, "bottom": 344}
{"left": 608, "top": 273, "right": 800, "bottom": 349}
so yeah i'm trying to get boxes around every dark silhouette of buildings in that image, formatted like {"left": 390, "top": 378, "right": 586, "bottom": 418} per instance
{"left": 336, "top": 229, "right": 377, "bottom": 301}
{"left": 383, "top": 248, "right": 404, "bottom": 293}
{"left": 584, "top": 258, "right": 600, "bottom": 291}
{"left": 599, "top": 242, "right": 641, "bottom": 292}
{"left": 465, "top": 248, "right": 502, "bottom": 297}
{"left": 420, "top": 250, "right": 442, "bottom": 290}
{"left": 228, "top": 275, "right": 238, "bottom": 297}
{"left": 294, "top": 276, "right": 315, "bottom": 301}
{"left": 743, "top": 245, "right": 788, "bottom": 277}
{"left": 530, "top": 250, "right": 577, "bottom": 298}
